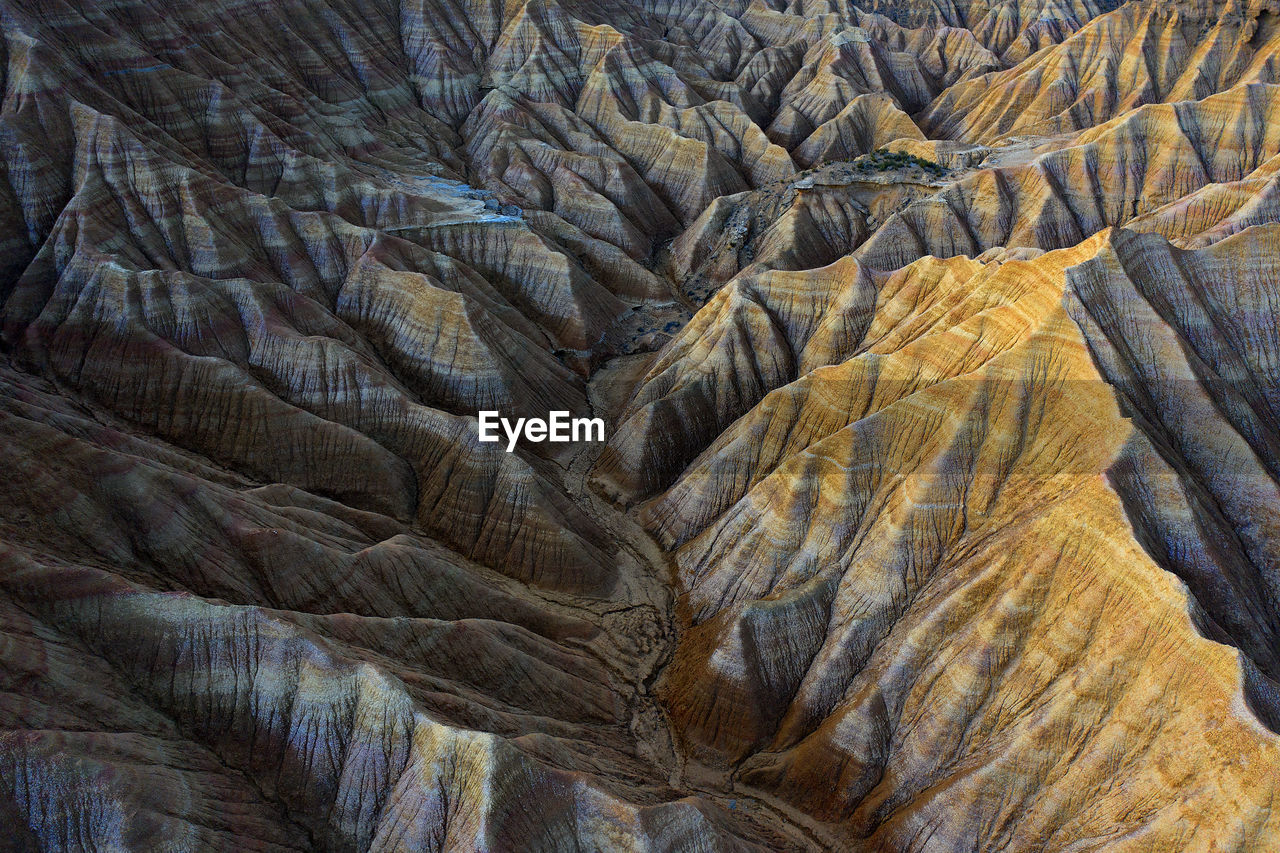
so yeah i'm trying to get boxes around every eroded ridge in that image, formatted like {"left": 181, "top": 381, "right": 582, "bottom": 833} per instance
{"left": 2, "top": 0, "right": 1280, "bottom": 849}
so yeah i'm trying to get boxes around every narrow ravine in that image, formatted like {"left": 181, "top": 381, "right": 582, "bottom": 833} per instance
{"left": 545, "top": 350, "right": 833, "bottom": 851}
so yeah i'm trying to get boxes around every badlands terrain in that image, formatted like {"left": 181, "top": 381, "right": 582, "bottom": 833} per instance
{"left": 2, "top": 0, "right": 1280, "bottom": 848}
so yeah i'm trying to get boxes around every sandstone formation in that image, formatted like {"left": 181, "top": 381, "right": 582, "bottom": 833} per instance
{"left": 3, "top": 0, "right": 1280, "bottom": 849}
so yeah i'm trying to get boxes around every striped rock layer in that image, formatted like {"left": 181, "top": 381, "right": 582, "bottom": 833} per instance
{"left": 3, "top": 0, "right": 1280, "bottom": 849}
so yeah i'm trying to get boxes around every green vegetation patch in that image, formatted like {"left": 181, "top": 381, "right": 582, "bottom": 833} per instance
{"left": 854, "top": 148, "right": 946, "bottom": 176}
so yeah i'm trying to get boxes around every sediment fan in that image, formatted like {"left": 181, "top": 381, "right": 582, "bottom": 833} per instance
{"left": 1, "top": 0, "right": 1279, "bottom": 849}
